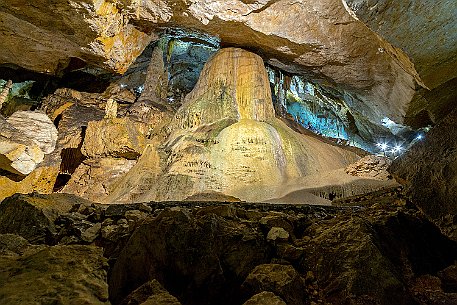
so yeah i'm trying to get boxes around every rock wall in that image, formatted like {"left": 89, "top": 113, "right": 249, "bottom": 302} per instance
{"left": 390, "top": 108, "right": 457, "bottom": 241}
{"left": 2, "top": 192, "right": 457, "bottom": 305}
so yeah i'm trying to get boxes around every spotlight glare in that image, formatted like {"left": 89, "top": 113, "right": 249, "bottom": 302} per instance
{"left": 379, "top": 143, "right": 388, "bottom": 151}
{"left": 416, "top": 134, "right": 423, "bottom": 140}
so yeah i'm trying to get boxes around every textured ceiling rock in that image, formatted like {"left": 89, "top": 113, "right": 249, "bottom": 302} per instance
{"left": 0, "top": 0, "right": 152, "bottom": 74}
{"left": 342, "top": 0, "right": 457, "bottom": 125}
{"left": 0, "top": 0, "right": 431, "bottom": 126}
{"left": 342, "top": 0, "right": 457, "bottom": 90}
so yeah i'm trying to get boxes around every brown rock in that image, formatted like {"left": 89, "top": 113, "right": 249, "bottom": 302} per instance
{"left": 109, "top": 208, "right": 271, "bottom": 305}
{"left": 82, "top": 118, "right": 147, "bottom": 159}
{"left": 0, "top": 193, "right": 92, "bottom": 244}
{"left": 0, "top": 245, "right": 109, "bottom": 305}
{"left": 138, "top": 46, "right": 170, "bottom": 110}
{"left": 62, "top": 157, "right": 137, "bottom": 203}
{"left": 242, "top": 291, "right": 286, "bottom": 305}
{"left": 119, "top": 279, "right": 182, "bottom": 305}
{"left": 0, "top": 111, "right": 57, "bottom": 176}
{"left": 242, "top": 264, "right": 307, "bottom": 305}
{"left": 345, "top": 155, "right": 392, "bottom": 180}
{"left": 0, "top": 163, "right": 59, "bottom": 202}
{"left": 390, "top": 108, "right": 457, "bottom": 240}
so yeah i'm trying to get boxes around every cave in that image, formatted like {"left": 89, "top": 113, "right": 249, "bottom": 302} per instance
{"left": 1, "top": 1, "right": 457, "bottom": 305}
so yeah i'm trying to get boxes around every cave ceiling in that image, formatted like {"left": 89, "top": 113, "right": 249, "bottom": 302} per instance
{"left": 0, "top": 0, "right": 456, "bottom": 128}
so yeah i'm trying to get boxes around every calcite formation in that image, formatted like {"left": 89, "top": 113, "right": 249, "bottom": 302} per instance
{"left": 106, "top": 48, "right": 360, "bottom": 202}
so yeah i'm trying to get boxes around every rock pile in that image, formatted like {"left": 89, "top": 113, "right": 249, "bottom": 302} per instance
{"left": 1, "top": 191, "right": 457, "bottom": 305}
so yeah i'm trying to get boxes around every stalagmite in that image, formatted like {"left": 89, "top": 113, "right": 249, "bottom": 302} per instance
{"left": 138, "top": 46, "right": 169, "bottom": 110}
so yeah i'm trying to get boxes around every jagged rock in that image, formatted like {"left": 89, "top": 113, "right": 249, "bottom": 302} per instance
{"left": 0, "top": 80, "right": 12, "bottom": 109}
{"left": 119, "top": 279, "right": 182, "bottom": 305}
{"left": 342, "top": 0, "right": 456, "bottom": 91}
{"left": 0, "top": 245, "right": 109, "bottom": 305}
{"left": 0, "top": 111, "right": 57, "bottom": 176}
{"left": 107, "top": 48, "right": 360, "bottom": 202}
{"left": 242, "top": 291, "right": 286, "bottom": 305}
{"left": 0, "top": 234, "right": 32, "bottom": 256}
{"left": 0, "top": 111, "right": 60, "bottom": 201}
{"left": 81, "top": 223, "right": 102, "bottom": 243}
{"left": 0, "top": 0, "right": 152, "bottom": 74}
{"left": 0, "top": 163, "right": 59, "bottom": 202}
{"left": 62, "top": 157, "right": 137, "bottom": 203}
{"left": 438, "top": 263, "right": 457, "bottom": 293}
{"left": 300, "top": 207, "right": 457, "bottom": 305}
{"left": 390, "top": 108, "right": 457, "bottom": 241}
{"left": 0, "top": 136, "right": 44, "bottom": 175}
{"left": 345, "top": 155, "right": 392, "bottom": 180}
{"left": 82, "top": 118, "right": 147, "bottom": 159}
{"left": 0, "top": 193, "right": 93, "bottom": 244}
{"left": 138, "top": 46, "right": 169, "bottom": 110}
{"left": 266, "top": 227, "right": 290, "bottom": 242}
{"left": 6, "top": 111, "right": 58, "bottom": 154}
{"left": 109, "top": 208, "right": 271, "bottom": 305}
{"left": 242, "top": 264, "right": 307, "bottom": 305}
{"left": 104, "top": 98, "right": 118, "bottom": 119}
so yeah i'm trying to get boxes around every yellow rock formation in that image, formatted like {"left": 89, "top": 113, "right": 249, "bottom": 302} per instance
{"left": 107, "top": 48, "right": 361, "bottom": 203}
{"left": 0, "top": 164, "right": 59, "bottom": 202}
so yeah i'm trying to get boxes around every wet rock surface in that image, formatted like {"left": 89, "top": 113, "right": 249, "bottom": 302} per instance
{"left": 0, "top": 190, "right": 457, "bottom": 305}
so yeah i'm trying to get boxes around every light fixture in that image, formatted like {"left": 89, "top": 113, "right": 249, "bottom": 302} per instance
{"left": 393, "top": 145, "right": 402, "bottom": 153}
{"left": 416, "top": 134, "right": 424, "bottom": 140}
{"left": 377, "top": 143, "right": 388, "bottom": 151}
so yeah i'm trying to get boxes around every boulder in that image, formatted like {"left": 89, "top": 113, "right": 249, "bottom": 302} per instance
{"left": 81, "top": 118, "right": 147, "bottom": 159}
{"left": 346, "top": 155, "right": 392, "bottom": 180}
{"left": 0, "top": 112, "right": 57, "bottom": 176}
{"left": 0, "top": 193, "right": 92, "bottom": 244}
{"left": 119, "top": 279, "right": 182, "bottom": 305}
{"left": 242, "top": 291, "right": 286, "bottom": 305}
{"left": 0, "top": 163, "right": 59, "bottom": 202}
{"left": 62, "top": 157, "right": 137, "bottom": 203}
{"left": 241, "top": 264, "right": 307, "bottom": 305}
{"left": 6, "top": 111, "right": 58, "bottom": 154}
{"left": 300, "top": 207, "right": 457, "bottom": 305}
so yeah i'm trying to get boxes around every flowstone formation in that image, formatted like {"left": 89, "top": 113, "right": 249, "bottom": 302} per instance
{"left": 106, "top": 48, "right": 361, "bottom": 203}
